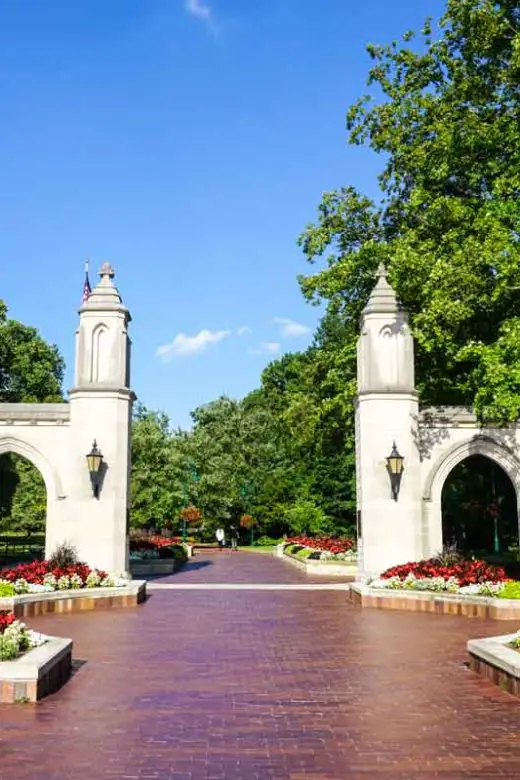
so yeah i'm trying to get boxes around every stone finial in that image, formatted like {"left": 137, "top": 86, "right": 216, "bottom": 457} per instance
{"left": 99, "top": 263, "right": 115, "bottom": 284}
{"left": 362, "top": 263, "right": 400, "bottom": 316}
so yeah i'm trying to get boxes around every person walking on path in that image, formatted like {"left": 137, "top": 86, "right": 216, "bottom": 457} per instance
{"left": 215, "top": 526, "right": 225, "bottom": 550}
{"left": 230, "top": 524, "right": 239, "bottom": 551}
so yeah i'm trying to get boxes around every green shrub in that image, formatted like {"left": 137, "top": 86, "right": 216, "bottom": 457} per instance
{"left": 254, "top": 536, "right": 281, "bottom": 547}
{"left": 171, "top": 545, "right": 188, "bottom": 562}
{"left": 498, "top": 581, "right": 520, "bottom": 599}
{"left": 285, "top": 544, "right": 304, "bottom": 555}
{"left": 0, "top": 582, "right": 15, "bottom": 597}
{"left": 0, "top": 635, "right": 19, "bottom": 661}
{"left": 295, "top": 548, "right": 313, "bottom": 559}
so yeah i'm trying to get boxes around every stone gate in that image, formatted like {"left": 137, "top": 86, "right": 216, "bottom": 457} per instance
{"left": 0, "top": 264, "right": 134, "bottom": 573}
{"left": 356, "top": 265, "right": 520, "bottom": 578}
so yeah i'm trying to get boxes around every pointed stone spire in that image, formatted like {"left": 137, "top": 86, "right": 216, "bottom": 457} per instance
{"left": 362, "top": 263, "right": 400, "bottom": 316}
{"left": 82, "top": 262, "right": 125, "bottom": 309}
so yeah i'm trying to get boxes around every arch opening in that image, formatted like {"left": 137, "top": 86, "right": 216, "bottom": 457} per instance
{"left": 441, "top": 455, "right": 519, "bottom": 561}
{"left": 0, "top": 452, "right": 46, "bottom": 565}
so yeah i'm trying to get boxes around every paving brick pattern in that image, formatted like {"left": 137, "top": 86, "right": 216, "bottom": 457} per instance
{"left": 1, "top": 552, "right": 520, "bottom": 779}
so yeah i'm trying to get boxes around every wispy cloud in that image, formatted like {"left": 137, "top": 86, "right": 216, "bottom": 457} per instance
{"left": 273, "top": 317, "right": 310, "bottom": 338}
{"left": 237, "top": 326, "right": 251, "bottom": 336}
{"left": 248, "top": 342, "right": 281, "bottom": 356}
{"left": 185, "top": 0, "right": 211, "bottom": 20}
{"left": 184, "top": 0, "right": 219, "bottom": 33}
{"left": 157, "top": 328, "right": 231, "bottom": 359}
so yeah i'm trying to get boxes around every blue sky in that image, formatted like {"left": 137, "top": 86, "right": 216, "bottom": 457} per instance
{"left": 0, "top": 0, "right": 443, "bottom": 428}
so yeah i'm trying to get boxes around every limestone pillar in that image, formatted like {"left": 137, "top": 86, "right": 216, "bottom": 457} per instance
{"left": 355, "top": 265, "right": 422, "bottom": 579}
{"left": 61, "top": 263, "right": 134, "bottom": 573}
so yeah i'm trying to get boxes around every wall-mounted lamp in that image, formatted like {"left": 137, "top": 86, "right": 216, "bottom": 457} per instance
{"left": 86, "top": 440, "right": 104, "bottom": 498}
{"left": 386, "top": 442, "right": 404, "bottom": 501}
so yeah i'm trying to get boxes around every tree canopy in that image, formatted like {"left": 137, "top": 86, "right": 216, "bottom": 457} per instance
{"left": 299, "top": 0, "right": 520, "bottom": 422}
{"left": 0, "top": 300, "right": 64, "bottom": 533}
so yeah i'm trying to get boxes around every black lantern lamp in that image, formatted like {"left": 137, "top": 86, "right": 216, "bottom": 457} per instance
{"left": 386, "top": 442, "right": 404, "bottom": 501}
{"left": 86, "top": 440, "right": 104, "bottom": 498}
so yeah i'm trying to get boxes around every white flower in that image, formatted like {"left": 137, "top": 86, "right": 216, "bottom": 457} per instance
{"left": 113, "top": 576, "right": 130, "bottom": 588}
{"left": 57, "top": 575, "right": 71, "bottom": 590}
{"left": 27, "top": 583, "right": 50, "bottom": 593}
{"left": 86, "top": 571, "right": 101, "bottom": 588}
{"left": 26, "top": 630, "right": 48, "bottom": 648}
{"left": 43, "top": 573, "right": 57, "bottom": 590}
{"left": 69, "top": 573, "right": 83, "bottom": 590}
{"left": 14, "top": 578, "right": 29, "bottom": 594}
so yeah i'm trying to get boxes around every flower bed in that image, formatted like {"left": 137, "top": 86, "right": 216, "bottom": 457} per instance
{"left": 0, "top": 560, "right": 129, "bottom": 595}
{"left": 369, "top": 556, "right": 512, "bottom": 597}
{"left": 284, "top": 535, "right": 357, "bottom": 562}
{"left": 0, "top": 610, "right": 46, "bottom": 661}
{"left": 129, "top": 536, "right": 188, "bottom": 562}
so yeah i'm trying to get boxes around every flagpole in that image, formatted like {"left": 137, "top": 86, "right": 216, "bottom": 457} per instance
{"left": 82, "top": 258, "right": 92, "bottom": 304}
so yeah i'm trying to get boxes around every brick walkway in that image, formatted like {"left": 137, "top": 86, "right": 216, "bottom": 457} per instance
{"left": 1, "top": 552, "right": 520, "bottom": 779}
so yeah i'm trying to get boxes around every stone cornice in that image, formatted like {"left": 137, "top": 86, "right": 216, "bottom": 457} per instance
{"left": 0, "top": 403, "right": 70, "bottom": 424}
{"left": 68, "top": 386, "right": 136, "bottom": 401}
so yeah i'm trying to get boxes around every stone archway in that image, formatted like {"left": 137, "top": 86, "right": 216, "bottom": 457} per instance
{"left": 422, "top": 436, "right": 520, "bottom": 559}
{"left": 0, "top": 435, "right": 66, "bottom": 558}
{"left": 0, "top": 436, "right": 65, "bottom": 501}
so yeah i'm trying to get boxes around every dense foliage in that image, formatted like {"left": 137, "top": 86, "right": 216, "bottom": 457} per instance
{"left": 0, "top": 300, "right": 64, "bottom": 534}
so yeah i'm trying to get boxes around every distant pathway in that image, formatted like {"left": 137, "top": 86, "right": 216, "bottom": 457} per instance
{"left": 1, "top": 551, "right": 520, "bottom": 779}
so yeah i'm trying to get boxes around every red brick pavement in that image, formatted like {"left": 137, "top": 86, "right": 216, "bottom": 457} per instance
{"left": 152, "top": 549, "right": 345, "bottom": 585}
{"left": 1, "top": 552, "right": 520, "bottom": 779}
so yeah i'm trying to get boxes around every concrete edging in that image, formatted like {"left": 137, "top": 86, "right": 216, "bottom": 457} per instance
{"left": 0, "top": 581, "right": 147, "bottom": 617}
{"left": 281, "top": 550, "right": 357, "bottom": 578}
{"left": 130, "top": 560, "right": 177, "bottom": 576}
{"left": 348, "top": 583, "right": 520, "bottom": 620}
{"left": 0, "top": 635, "right": 72, "bottom": 703}
{"left": 468, "top": 633, "right": 520, "bottom": 696}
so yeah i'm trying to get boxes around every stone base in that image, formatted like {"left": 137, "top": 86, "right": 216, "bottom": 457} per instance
{"left": 0, "top": 636, "right": 72, "bottom": 703}
{"left": 282, "top": 551, "right": 357, "bottom": 578}
{"left": 130, "top": 560, "right": 176, "bottom": 576}
{"left": 468, "top": 634, "right": 520, "bottom": 697}
{"left": 0, "top": 581, "right": 146, "bottom": 618}
{"left": 348, "top": 584, "right": 520, "bottom": 620}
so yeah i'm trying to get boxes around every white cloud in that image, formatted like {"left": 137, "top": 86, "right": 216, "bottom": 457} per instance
{"left": 185, "top": 0, "right": 211, "bottom": 20}
{"left": 273, "top": 316, "right": 310, "bottom": 338}
{"left": 157, "top": 328, "right": 231, "bottom": 359}
{"left": 248, "top": 342, "right": 281, "bottom": 356}
{"left": 237, "top": 326, "right": 251, "bottom": 336}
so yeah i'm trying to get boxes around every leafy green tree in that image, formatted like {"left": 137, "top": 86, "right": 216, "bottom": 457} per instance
{"left": 0, "top": 301, "right": 64, "bottom": 403}
{"left": 130, "top": 404, "right": 185, "bottom": 530}
{"left": 284, "top": 499, "right": 332, "bottom": 536}
{"left": 0, "top": 301, "right": 64, "bottom": 534}
{"left": 0, "top": 455, "right": 46, "bottom": 534}
{"left": 299, "top": 0, "right": 520, "bottom": 422}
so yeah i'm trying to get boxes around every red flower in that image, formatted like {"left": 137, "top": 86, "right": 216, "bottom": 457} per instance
{"left": 285, "top": 535, "right": 356, "bottom": 554}
{"left": 381, "top": 557, "right": 507, "bottom": 586}
{"left": 0, "top": 610, "right": 16, "bottom": 634}
{"left": 0, "top": 560, "right": 92, "bottom": 586}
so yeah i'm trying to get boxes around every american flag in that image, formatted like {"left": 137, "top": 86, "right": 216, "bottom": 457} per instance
{"left": 82, "top": 260, "right": 92, "bottom": 304}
